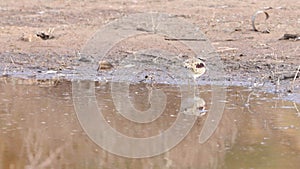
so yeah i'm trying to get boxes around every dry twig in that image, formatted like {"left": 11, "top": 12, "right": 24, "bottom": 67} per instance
{"left": 291, "top": 65, "right": 300, "bottom": 91}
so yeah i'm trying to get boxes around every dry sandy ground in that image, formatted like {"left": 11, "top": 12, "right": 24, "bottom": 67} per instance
{"left": 0, "top": 0, "right": 299, "bottom": 98}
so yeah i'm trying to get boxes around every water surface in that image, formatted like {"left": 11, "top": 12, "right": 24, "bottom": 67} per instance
{"left": 0, "top": 78, "right": 299, "bottom": 169}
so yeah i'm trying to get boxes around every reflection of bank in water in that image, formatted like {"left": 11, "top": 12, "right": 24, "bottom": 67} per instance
{"left": 0, "top": 78, "right": 300, "bottom": 169}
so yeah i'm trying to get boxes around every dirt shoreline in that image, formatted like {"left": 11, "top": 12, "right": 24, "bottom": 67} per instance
{"left": 0, "top": 0, "right": 299, "bottom": 101}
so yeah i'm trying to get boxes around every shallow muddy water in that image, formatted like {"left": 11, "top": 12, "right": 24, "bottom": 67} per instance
{"left": 0, "top": 78, "right": 300, "bottom": 169}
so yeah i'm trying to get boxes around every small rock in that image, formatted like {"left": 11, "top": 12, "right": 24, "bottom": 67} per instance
{"left": 279, "top": 33, "right": 300, "bottom": 40}
{"left": 45, "top": 70, "right": 57, "bottom": 74}
{"left": 78, "top": 57, "right": 91, "bottom": 62}
{"left": 20, "top": 33, "right": 39, "bottom": 42}
{"left": 97, "top": 61, "right": 113, "bottom": 71}
{"left": 36, "top": 32, "right": 55, "bottom": 40}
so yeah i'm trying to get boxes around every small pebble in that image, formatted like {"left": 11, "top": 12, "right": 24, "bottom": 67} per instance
{"left": 97, "top": 61, "right": 113, "bottom": 71}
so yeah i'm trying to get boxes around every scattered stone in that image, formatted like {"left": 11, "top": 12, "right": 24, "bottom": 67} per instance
{"left": 97, "top": 61, "right": 113, "bottom": 71}
{"left": 78, "top": 57, "right": 91, "bottom": 62}
{"left": 45, "top": 70, "right": 57, "bottom": 74}
{"left": 20, "top": 33, "right": 39, "bottom": 42}
{"left": 36, "top": 32, "right": 55, "bottom": 40}
{"left": 234, "top": 28, "right": 242, "bottom": 31}
{"left": 279, "top": 34, "right": 300, "bottom": 40}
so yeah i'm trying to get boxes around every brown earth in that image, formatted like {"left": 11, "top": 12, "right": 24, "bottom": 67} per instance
{"left": 0, "top": 0, "right": 299, "bottom": 98}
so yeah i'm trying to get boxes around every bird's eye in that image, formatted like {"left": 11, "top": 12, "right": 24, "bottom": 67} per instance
{"left": 196, "top": 63, "right": 205, "bottom": 68}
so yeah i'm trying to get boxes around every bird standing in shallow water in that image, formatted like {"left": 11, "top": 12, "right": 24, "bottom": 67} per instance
{"left": 182, "top": 57, "right": 207, "bottom": 116}
{"left": 184, "top": 58, "right": 206, "bottom": 79}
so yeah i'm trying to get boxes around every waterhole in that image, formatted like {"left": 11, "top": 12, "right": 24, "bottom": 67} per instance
{"left": 0, "top": 78, "right": 299, "bottom": 169}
